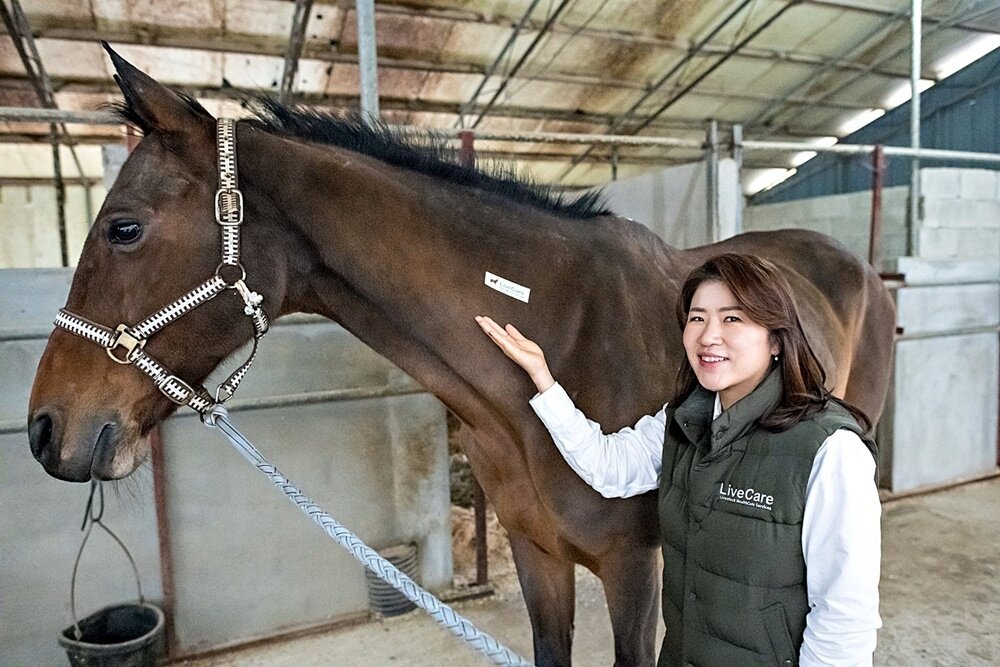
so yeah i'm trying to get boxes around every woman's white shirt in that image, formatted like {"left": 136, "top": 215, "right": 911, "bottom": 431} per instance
{"left": 529, "top": 382, "right": 882, "bottom": 667}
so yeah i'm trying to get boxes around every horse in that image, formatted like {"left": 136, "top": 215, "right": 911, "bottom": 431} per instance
{"left": 28, "top": 45, "right": 895, "bottom": 667}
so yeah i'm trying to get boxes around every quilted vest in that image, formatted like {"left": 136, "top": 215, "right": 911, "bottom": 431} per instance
{"left": 656, "top": 370, "right": 876, "bottom": 667}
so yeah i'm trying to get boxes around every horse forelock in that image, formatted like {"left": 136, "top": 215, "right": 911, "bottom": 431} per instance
{"left": 245, "top": 97, "right": 612, "bottom": 220}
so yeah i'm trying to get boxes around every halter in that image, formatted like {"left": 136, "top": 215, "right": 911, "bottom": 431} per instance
{"left": 53, "top": 118, "right": 268, "bottom": 415}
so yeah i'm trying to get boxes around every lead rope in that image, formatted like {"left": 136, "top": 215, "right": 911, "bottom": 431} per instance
{"left": 201, "top": 406, "right": 533, "bottom": 667}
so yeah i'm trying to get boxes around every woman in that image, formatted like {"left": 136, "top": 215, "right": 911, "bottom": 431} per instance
{"left": 476, "top": 253, "right": 881, "bottom": 667}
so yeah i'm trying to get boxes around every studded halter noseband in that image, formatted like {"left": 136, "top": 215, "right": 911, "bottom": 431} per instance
{"left": 53, "top": 118, "right": 268, "bottom": 415}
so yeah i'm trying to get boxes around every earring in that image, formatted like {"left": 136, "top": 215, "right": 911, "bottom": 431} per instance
{"left": 772, "top": 353, "right": 779, "bottom": 362}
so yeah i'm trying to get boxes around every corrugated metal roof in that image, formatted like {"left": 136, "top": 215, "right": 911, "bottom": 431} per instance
{"left": 752, "top": 46, "right": 1000, "bottom": 203}
{"left": 1, "top": 0, "right": 999, "bottom": 187}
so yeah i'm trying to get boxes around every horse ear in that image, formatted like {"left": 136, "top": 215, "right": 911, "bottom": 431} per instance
{"left": 102, "top": 41, "right": 212, "bottom": 135}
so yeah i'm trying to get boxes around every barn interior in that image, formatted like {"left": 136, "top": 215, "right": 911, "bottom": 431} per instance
{"left": 1, "top": 1, "right": 998, "bottom": 665}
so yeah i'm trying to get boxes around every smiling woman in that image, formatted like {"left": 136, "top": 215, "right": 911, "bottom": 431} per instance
{"left": 672, "top": 254, "right": 872, "bottom": 432}
{"left": 681, "top": 280, "right": 776, "bottom": 410}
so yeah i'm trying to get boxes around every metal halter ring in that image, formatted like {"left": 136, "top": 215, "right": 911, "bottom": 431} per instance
{"left": 215, "top": 262, "right": 247, "bottom": 287}
{"left": 214, "top": 384, "right": 236, "bottom": 403}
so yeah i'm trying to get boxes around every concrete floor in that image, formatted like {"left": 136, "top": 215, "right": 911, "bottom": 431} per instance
{"left": 173, "top": 477, "right": 1000, "bottom": 666}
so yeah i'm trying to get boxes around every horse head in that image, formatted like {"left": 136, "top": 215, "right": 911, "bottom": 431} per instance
{"left": 28, "top": 46, "right": 281, "bottom": 482}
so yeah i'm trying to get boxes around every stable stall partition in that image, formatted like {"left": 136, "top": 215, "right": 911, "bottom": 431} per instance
{"left": 0, "top": 268, "right": 452, "bottom": 664}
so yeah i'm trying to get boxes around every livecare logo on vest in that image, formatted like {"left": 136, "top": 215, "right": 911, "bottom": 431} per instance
{"left": 718, "top": 482, "right": 775, "bottom": 511}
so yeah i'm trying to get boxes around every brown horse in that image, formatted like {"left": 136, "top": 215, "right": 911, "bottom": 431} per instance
{"left": 28, "top": 46, "right": 895, "bottom": 667}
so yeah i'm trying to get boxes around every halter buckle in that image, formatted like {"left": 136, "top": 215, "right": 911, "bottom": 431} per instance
{"left": 156, "top": 374, "right": 195, "bottom": 405}
{"left": 215, "top": 188, "right": 243, "bottom": 226}
{"left": 106, "top": 325, "right": 145, "bottom": 364}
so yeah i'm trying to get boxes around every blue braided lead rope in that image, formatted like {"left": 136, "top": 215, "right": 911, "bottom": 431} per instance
{"left": 202, "top": 406, "right": 533, "bottom": 667}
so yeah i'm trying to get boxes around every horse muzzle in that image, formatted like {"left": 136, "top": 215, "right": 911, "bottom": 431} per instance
{"left": 28, "top": 408, "right": 138, "bottom": 482}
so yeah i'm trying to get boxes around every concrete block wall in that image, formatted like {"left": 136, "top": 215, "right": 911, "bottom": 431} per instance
{"left": 919, "top": 168, "right": 1000, "bottom": 260}
{"left": 0, "top": 183, "right": 104, "bottom": 268}
{"left": 744, "top": 186, "right": 909, "bottom": 269}
{"left": 0, "top": 268, "right": 452, "bottom": 664}
{"left": 745, "top": 168, "right": 1000, "bottom": 267}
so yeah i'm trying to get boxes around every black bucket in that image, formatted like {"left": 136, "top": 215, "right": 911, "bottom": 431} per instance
{"left": 366, "top": 543, "right": 419, "bottom": 617}
{"left": 61, "top": 484, "right": 165, "bottom": 666}
{"left": 58, "top": 603, "right": 165, "bottom": 667}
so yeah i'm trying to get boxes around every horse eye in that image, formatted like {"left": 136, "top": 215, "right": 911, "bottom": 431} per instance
{"left": 108, "top": 221, "right": 143, "bottom": 245}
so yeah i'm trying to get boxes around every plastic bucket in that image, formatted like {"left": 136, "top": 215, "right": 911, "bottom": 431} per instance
{"left": 58, "top": 602, "right": 165, "bottom": 667}
{"left": 366, "top": 543, "right": 419, "bottom": 617}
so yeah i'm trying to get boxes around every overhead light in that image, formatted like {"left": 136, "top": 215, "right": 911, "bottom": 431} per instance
{"left": 791, "top": 151, "right": 817, "bottom": 167}
{"left": 809, "top": 136, "right": 839, "bottom": 148}
{"left": 884, "top": 79, "right": 935, "bottom": 110}
{"left": 839, "top": 108, "right": 886, "bottom": 136}
{"left": 745, "top": 168, "right": 797, "bottom": 195}
{"left": 934, "top": 34, "right": 1000, "bottom": 80}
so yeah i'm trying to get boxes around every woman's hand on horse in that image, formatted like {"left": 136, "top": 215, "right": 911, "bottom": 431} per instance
{"left": 475, "top": 316, "right": 556, "bottom": 394}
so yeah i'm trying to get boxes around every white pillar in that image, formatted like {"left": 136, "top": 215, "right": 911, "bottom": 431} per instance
{"left": 355, "top": 0, "right": 380, "bottom": 122}
{"left": 908, "top": 0, "right": 922, "bottom": 255}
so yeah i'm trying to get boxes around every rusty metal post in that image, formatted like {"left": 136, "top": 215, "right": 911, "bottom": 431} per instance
{"left": 459, "top": 130, "right": 475, "bottom": 168}
{"left": 472, "top": 478, "right": 489, "bottom": 586}
{"left": 868, "top": 145, "right": 886, "bottom": 269}
{"left": 49, "top": 123, "right": 69, "bottom": 267}
{"left": 149, "top": 425, "right": 178, "bottom": 657}
{"left": 125, "top": 119, "right": 177, "bottom": 656}
{"left": 457, "top": 130, "right": 489, "bottom": 586}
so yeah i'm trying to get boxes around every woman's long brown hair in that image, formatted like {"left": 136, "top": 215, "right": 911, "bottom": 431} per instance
{"left": 672, "top": 253, "right": 871, "bottom": 433}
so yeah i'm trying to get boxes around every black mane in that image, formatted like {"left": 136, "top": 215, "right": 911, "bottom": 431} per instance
{"left": 248, "top": 98, "right": 611, "bottom": 219}
{"left": 111, "top": 92, "right": 611, "bottom": 219}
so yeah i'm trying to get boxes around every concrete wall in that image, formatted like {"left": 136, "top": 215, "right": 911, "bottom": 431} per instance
{"left": 0, "top": 268, "right": 451, "bottom": 663}
{"left": 0, "top": 183, "right": 104, "bottom": 268}
{"left": 744, "top": 185, "right": 909, "bottom": 270}
{"left": 745, "top": 168, "right": 1000, "bottom": 269}
{"left": 600, "top": 158, "right": 741, "bottom": 248}
{"left": 0, "top": 143, "right": 106, "bottom": 269}
{"left": 879, "top": 258, "right": 1000, "bottom": 492}
{"left": 919, "top": 168, "right": 1000, "bottom": 260}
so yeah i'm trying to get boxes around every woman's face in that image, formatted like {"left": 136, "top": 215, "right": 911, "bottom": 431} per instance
{"left": 682, "top": 280, "right": 778, "bottom": 410}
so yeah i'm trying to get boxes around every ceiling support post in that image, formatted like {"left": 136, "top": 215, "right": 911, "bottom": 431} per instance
{"left": 907, "top": 0, "right": 923, "bottom": 256}
{"left": 731, "top": 124, "right": 744, "bottom": 236}
{"left": 355, "top": 0, "right": 381, "bottom": 123}
{"left": 279, "top": 0, "right": 314, "bottom": 103}
{"left": 705, "top": 120, "right": 720, "bottom": 243}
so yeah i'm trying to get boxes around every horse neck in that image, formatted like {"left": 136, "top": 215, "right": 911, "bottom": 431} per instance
{"left": 242, "top": 127, "right": 509, "bottom": 288}
{"left": 237, "top": 127, "right": 549, "bottom": 425}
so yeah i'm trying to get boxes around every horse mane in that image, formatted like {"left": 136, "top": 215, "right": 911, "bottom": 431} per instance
{"left": 245, "top": 98, "right": 611, "bottom": 219}
{"left": 111, "top": 92, "right": 611, "bottom": 219}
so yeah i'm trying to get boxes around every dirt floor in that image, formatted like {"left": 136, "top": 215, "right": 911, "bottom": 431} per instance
{"left": 173, "top": 476, "right": 1000, "bottom": 666}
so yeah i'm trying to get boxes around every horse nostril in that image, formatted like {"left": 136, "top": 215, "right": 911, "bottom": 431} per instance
{"left": 28, "top": 411, "right": 54, "bottom": 458}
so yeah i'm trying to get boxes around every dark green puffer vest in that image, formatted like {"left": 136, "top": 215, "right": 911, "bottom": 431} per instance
{"left": 657, "top": 370, "right": 876, "bottom": 667}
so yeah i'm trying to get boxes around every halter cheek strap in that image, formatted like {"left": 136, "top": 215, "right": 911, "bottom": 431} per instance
{"left": 54, "top": 118, "right": 268, "bottom": 415}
